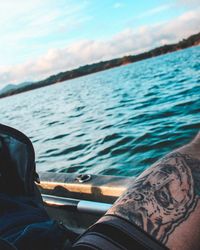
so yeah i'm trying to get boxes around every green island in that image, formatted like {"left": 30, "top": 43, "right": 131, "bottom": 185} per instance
{"left": 0, "top": 32, "right": 199, "bottom": 99}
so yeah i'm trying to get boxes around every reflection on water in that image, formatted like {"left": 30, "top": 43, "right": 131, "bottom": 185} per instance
{"left": 0, "top": 46, "right": 200, "bottom": 177}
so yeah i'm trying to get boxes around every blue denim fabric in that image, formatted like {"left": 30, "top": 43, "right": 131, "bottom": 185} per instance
{"left": 0, "top": 194, "right": 67, "bottom": 250}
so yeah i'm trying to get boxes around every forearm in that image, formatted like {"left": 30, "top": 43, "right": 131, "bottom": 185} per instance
{"left": 105, "top": 134, "right": 200, "bottom": 249}
{"left": 73, "top": 134, "right": 200, "bottom": 250}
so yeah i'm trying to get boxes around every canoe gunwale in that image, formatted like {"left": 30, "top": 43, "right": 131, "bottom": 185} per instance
{"left": 38, "top": 172, "right": 134, "bottom": 203}
{"left": 38, "top": 172, "right": 135, "bottom": 231}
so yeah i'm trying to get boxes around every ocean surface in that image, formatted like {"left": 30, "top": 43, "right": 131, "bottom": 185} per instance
{"left": 0, "top": 46, "right": 199, "bottom": 177}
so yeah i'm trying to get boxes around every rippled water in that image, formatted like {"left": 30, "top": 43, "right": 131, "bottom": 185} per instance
{"left": 0, "top": 46, "right": 199, "bottom": 177}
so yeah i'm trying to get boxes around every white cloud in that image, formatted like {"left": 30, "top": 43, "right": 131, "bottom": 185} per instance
{"left": 0, "top": 9, "right": 199, "bottom": 88}
{"left": 0, "top": 0, "right": 91, "bottom": 67}
{"left": 134, "top": 4, "right": 173, "bottom": 20}
{"left": 113, "top": 2, "right": 124, "bottom": 9}
{"left": 177, "top": 0, "right": 200, "bottom": 6}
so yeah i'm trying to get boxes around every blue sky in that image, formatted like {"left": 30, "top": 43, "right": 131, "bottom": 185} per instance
{"left": 0, "top": 0, "right": 199, "bottom": 88}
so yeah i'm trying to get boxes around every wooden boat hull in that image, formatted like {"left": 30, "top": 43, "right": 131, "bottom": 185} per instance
{"left": 38, "top": 172, "right": 134, "bottom": 232}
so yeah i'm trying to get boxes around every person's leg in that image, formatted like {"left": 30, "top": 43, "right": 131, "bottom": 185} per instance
{"left": 73, "top": 132, "right": 200, "bottom": 250}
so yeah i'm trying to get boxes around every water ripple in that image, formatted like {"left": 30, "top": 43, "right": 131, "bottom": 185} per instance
{"left": 0, "top": 46, "right": 199, "bottom": 176}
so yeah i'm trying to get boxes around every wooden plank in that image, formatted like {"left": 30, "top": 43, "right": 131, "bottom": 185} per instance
{"left": 38, "top": 172, "right": 134, "bottom": 203}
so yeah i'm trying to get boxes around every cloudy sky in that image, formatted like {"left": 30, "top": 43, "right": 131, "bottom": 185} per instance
{"left": 0, "top": 0, "right": 199, "bottom": 89}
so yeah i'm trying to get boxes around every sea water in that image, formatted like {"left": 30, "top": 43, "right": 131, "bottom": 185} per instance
{"left": 0, "top": 46, "right": 199, "bottom": 177}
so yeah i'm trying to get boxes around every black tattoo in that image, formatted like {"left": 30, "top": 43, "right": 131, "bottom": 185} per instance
{"left": 107, "top": 152, "right": 200, "bottom": 244}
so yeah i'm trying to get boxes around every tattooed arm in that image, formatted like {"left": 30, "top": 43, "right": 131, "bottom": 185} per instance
{"left": 103, "top": 132, "right": 200, "bottom": 250}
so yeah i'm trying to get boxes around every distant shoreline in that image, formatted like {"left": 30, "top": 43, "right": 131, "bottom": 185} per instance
{"left": 0, "top": 32, "right": 199, "bottom": 99}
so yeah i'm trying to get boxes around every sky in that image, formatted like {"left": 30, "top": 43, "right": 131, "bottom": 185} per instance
{"left": 0, "top": 0, "right": 199, "bottom": 89}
